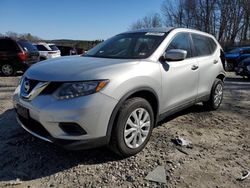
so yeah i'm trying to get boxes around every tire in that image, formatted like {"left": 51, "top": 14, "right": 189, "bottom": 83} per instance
{"left": 109, "top": 97, "right": 154, "bottom": 157}
{"left": 1, "top": 63, "right": 16, "bottom": 76}
{"left": 203, "top": 79, "right": 224, "bottom": 110}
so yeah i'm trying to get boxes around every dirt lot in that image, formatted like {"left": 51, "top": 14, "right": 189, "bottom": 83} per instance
{"left": 0, "top": 73, "right": 249, "bottom": 188}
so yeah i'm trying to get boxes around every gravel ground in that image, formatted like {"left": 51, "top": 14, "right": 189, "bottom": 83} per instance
{"left": 0, "top": 73, "right": 249, "bottom": 188}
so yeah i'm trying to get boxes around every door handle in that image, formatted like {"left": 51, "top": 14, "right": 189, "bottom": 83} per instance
{"left": 213, "top": 60, "right": 218, "bottom": 64}
{"left": 191, "top": 65, "right": 199, "bottom": 70}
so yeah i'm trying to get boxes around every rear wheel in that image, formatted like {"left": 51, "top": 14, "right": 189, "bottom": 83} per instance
{"left": 109, "top": 97, "right": 154, "bottom": 157}
{"left": 1, "top": 64, "right": 15, "bottom": 76}
{"left": 203, "top": 79, "right": 224, "bottom": 110}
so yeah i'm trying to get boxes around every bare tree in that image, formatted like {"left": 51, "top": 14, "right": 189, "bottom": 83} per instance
{"left": 241, "top": 0, "right": 250, "bottom": 41}
{"left": 4, "top": 31, "right": 42, "bottom": 42}
{"left": 129, "top": 13, "right": 162, "bottom": 30}
{"left": 161, "top": 0, "right": 250, "bottom": 45}
{"left": 129, "top": 0, "right": 250, "bottom": 45}
{"left": 5, "top": 31, "right": 19, "bottom": 39}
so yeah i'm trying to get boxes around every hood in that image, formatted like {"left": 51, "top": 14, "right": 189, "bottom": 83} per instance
{"left": 25, "top": 56, "right": 139, "bottom": 81}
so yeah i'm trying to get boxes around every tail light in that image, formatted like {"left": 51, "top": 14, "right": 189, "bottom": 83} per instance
{"left": 18, "top": 52, "right": 28, "bottom": 61}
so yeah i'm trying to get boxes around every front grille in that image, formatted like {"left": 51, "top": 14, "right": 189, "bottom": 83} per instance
{"left": 41, "top": 82, "right": 62, "bottom": 95}
{"left": 18, "top": 115, "right": 51, "bottom": 138}
{"left": 21, "top": 78, "right": 60, "bottom": 100}
{"left": 22, "top": 78, "right": 39, "bottom": 94}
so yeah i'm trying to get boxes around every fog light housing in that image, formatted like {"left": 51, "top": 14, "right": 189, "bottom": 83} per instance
{"left": 59, "top": 123, "right": 87, "bottom": 136}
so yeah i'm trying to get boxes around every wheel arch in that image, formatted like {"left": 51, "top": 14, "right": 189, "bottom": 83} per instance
{"left": 106, "top": 87, "right": 159, "bottom": 143}
{"left": 216, "top": 73, "right": 226, "bottom": 82}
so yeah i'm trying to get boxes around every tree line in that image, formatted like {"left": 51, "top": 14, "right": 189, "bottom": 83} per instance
{"left": 130, "top": 0, "right": 250, "bottom": 47}
{"left": 0, "top": 31, "right": 42, "bottom": 42}
{"left": 0, "top": 31, "right": 103, "bottom": 50}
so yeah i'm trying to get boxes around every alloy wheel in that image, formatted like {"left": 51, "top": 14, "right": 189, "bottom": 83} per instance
{"left": 124, "top": 108, "right": 151, "bottom": 149}
{"left": 1, "top": 64, "right": 13, "bottom": 76}
{"left": 214, "top": 83, "right": 223, "bottom": 107}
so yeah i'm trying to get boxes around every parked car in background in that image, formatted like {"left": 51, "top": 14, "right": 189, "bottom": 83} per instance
{"left": 235, "top": 57, "right": 250, "bottom": 79}
{"left": 57, "top": 46, "right": 85, "bottom": 56}
{"left": 34, "top": 43, "right": 61, "bottom": 60}
{"left": 225, "top": 47, "right": 250, "bottom": 71}
{"left": 57, "top": 46, "right": 77, "bottom": 56}
{"left": 0, "top": 37, "right": 40, "bottom": 76}
{"left": 14, "top": 28, "right": 225, "bottom": 157}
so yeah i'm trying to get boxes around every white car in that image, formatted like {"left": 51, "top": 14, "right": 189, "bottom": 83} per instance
{"left": 34, "top": 43, "right": 61, "bottom": 60}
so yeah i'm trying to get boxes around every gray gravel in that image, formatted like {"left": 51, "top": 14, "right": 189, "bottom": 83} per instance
{"left": 0, "top": 73, "right": 249, "bottom": 187}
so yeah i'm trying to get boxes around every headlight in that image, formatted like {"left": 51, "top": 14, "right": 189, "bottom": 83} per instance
{"left": 53, "top": 80, "right": 109, "bottom": 100}
{"left": 247, "top": 65, "right": 250, "bottom": 72}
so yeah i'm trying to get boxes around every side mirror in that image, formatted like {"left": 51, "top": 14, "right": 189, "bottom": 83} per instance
{"left": 162, "top": 49, "right": 187, "bottom": 61}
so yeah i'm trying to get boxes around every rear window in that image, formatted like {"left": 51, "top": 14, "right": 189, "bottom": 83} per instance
{"left": 17, "top": 41, "right": 37, "bottom": 52}
{"left": 0, "top": 39, "right": 19, "bottom": 51}
{"left": 35, "top": 45, "right": 49, "bottom": 51}
{"left": 49, "top": 45, "right": 59, "bottom": 51}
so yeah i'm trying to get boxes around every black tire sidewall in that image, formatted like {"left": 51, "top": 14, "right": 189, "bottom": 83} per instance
{"left": 1, "top": 64, "right": 15, "bottom": 76}
{"left": 114, "top": 98, "right": 154, "bottom": 157}
{"left": 210, "top": 79, "right": 224, "bottom": 109}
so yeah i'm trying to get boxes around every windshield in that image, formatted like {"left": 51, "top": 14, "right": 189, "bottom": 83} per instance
{"left": 85, "top": 32, "right": 167, "bottom": 59}
{"left": 49, "top": 45, "right": 59, "bottom": 51}
{"left": 17, "top": 41, "right": 38, "bottom": 52}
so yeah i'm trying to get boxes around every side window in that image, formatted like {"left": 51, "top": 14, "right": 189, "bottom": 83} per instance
{"left": 0, "top": 39, "right": 19, "bottom": 51}
{"left": 192, "top": 34, "right": 214, "bottom": 56}
{"left": 166, "top": 33, "right": 192, "bottom": 58}
{"left": 208, "top": 38, "right": 217, "bottom": 53}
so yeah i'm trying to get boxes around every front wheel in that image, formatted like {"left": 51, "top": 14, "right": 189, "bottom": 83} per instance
{"left": 203, "top": 79, "right": 224, "bottom": 110}
{"left": 109, "top": 97, "right": 154, "bottom": 157}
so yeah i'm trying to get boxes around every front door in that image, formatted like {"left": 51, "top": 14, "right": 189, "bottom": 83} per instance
{"left": 160, "top": 32, "right": 199, "bottom": 113}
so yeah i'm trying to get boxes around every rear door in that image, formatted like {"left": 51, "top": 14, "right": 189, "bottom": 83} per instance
{"left": 160, "top": 32, "right": 199, "bottom": 112}
{"left": 191, "top": 33, "right": 220, "bottom": 98}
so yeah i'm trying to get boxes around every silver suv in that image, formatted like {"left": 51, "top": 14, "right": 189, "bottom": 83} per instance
{"left": 13, "top": 28, "right": 225, "bottom": 157}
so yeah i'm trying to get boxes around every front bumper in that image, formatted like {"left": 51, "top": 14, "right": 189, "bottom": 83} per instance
{"left": 16, "top": 115, "right": 109, "bottom": 150}
{"left": 13, "top": 88, "right": 118, "bottom": 149}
